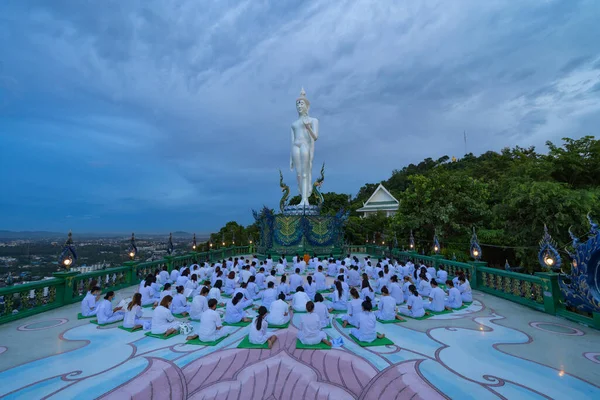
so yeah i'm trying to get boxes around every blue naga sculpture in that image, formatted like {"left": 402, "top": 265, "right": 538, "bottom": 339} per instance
{"left": 540, "top": 215, "right": 600, "bottom": 313}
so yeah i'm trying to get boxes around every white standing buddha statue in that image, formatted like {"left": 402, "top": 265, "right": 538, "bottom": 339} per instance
{"left": 290, "top": 88, "right": 319, "bottom": 206}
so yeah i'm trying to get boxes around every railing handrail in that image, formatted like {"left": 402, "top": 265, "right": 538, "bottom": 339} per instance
{"left": 0, "top": 278, "right": 63, "bottom": 295}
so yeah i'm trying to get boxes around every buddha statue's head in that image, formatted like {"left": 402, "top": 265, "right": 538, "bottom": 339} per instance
{"left": 296, "top": 87, "right": 310, "bottom": 115}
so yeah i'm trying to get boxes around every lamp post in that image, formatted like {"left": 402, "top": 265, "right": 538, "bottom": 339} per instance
{"left": 167, "top": 233, "right": 174, "bottom": 255}
{"left": 192, "top": 233, "right": 197, "bottom": 251}
{"left": 409, "top": 230, "right": 415, "bottom": 251}
{"left": 433, "top": 233, "right": 440, "bottom": 254}
{"left": 470, "top": 227, "right": 482, "bottom": 261}
{"left": 538, "top": 224, "right": 561, "bottom": 271}
{"left": 127, "top": 232, "right": 137, "bottom": 260}
{"left": 58, "top": 231, "right": 77, "bottom": 269}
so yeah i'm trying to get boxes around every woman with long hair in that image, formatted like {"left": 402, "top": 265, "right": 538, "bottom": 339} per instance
{"left": 223, "top": 292, "right": 252, "bottom": 324}
{"left": 350, "top": 298, "right": 385, "bottom": 343}
{"left": 303, "top": 275, "right": 317, "bottom": 301}
{"left": 398, "top": 285, "right": 426, "bottom": 318}
{"left": 123, "top": 293, "right": 151, "bottom": 330}
{"left": 151, "top": 295, "right": 179, "bottom": 336}
{"left": 249, "top": 306, "right": 278, "bottom": 348}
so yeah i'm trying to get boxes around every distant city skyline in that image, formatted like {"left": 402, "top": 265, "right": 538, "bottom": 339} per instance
{"left": 2, "top": 1, "right": 599, "bottom": 232}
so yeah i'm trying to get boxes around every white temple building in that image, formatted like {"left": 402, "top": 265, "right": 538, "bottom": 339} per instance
{"left": 356, "top": 184, "right": 400, "bottom": 218}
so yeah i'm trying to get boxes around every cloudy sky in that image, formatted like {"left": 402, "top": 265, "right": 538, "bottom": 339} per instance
{"left": 1, "top": 0, "right": 599, "bottom": 234}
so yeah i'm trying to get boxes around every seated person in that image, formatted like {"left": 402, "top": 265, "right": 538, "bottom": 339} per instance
{"left": 341, "top": 288, "right": 363, "bottom": 328}
{"left": 186, "top": 299, "right": 232, "bottom": 341}
{"left": 297, "top": 301, "right": 332, "bottom": 347}
{"left": 160, "top": 283, "right": 173, "bottom": 301}
{"left": 291, "top": 286, "right": 311, "bottom": 312}
{"left": 424, "top": 279, "right": 445, "bottom": 312}
{"left": 458, "top": 276, "right": 473, "bottom": 302}
{"left": 170, "top": 285, "right": 191, "bottom": 316}
{"left": 208, "top": 280, "right": 226, "bottom": 306}
{"left": 445, "top": 280, "right": 463, "bottom": 310}
{"left": 233, "top": 282, "right": 254, "bottom": 309}
{"left": 303, "top": 275, "right": 317, "bottom": 301}
{"left": 190, "top": 287, "right": 209, "bottom": 320}
{"left": 313, "top": 293, "right": 331, "bottom": 328}
{"left": 151, "top": 295, "right": 179, "bottom": 337}
{"left": 96, "top": 291, "right": 124, "bottom": 324}
{"left": 249, "top": 306, "right": 278, "bottom": 349}
{"left": 267, "top": 293, "right": 291, "bottom": 325}
{"left": 123, "top": 293, "right": 151, "bottom": 331}
{"left": 350, "top": 299, "right": 385, "bottom": 343}
{"left": 223, "top": 292, "right": 252, "bottom": 324}
{"left": 398, "top": 285, "right": 427, "bottom": 318}
{"left": 329, "top": 281, "right": 348, "bottom": 311}
{"left": 289, "top": 269, "right": 303, "bottom": 292}
{"left": 376, "top": 286, "right": 404, "bottom": 322}
{"left": 259, "top": 281, "right": 278, "bottom": 309}
{"left": 313, "top": 266, "right": 327, "bottom": 291}
{"left": 81, "top": 286, "right": 101, "bottom": 317}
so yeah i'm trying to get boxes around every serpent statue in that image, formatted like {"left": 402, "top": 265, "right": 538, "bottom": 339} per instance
{"left": 312, "top": 163, "right": 325, "bottom": 207}
{"left": 279, "top": 169, "right": 290, "bottom": 213}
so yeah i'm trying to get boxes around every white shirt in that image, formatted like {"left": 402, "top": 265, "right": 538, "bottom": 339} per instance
{"left": 197, "top": 308, "right": 223, "bottom": 341}
{"left": 96, "top": 299, "right": 116, "bottom": 324}
{"left": 81, "top": 292, "right": 97, "bottom": 316}
{"left": 378, "top": 296, "right": 397, "bottom": 320}
{"left": 429, "top": 287, "right": 445, "bottom": 311}
{"left": 355, "top": 312, "right": 377, "bottom": 342}
{"left": 190, "top": 295, "right": 208, "bottom": 320}
{"left": 292, "top": 291, "right": 310, "bottom": 311}
{"left": 240, "top": 270, "right": 252, "bottom": 283}
{"left": 289, "top": 274, "right": 303, "bottom": 291}
{"left": 123, "top": 304, "right": 142, "bottom": 328}
{"left": 248, "top": 316, "right": 269, "bottom": 344}
{"left": 268, "top": 299, "right": 290, "bottom": 325}
{"left": 389, "top": 282, "right": 403, "bottom": 304}
{"left": 151, "top": 305, "right": 175, "bottom": 334}
{"left": 208, "top": 287, "right": 222, "bottom": 303}
{"left": 299, "top": 312, "right": 324, "bottom": 345}
{"left": 437, "top": 270, "right": 448, "bottom": 283}
{"left": 313, "top": 302, "right": 330, "bottom": 327}
{"left": 407, "top": 294, "right": 425, "bottom": 317}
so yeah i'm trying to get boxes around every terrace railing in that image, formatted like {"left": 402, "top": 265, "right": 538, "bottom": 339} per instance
{"left": 0, "top": 246, "right": 250, "bottom": 325}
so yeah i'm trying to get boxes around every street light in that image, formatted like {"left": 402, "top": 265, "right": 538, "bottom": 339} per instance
{"left": 128, "top": 233, "right": 137, "bottom": 260}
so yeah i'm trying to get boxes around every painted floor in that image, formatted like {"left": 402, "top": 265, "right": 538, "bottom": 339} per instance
{"left": 0, "top": 283, "right": 599, "bottom": 399}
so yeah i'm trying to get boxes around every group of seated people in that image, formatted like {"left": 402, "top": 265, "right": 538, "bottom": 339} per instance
{"left": 79, "top": 255, "right": 474, "bottom": 347}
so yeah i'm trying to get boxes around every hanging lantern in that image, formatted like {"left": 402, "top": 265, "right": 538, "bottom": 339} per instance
{"left": 470, "top": 227, "right": 482, "bottom": 260}
{"left": 409, "top": 230, "right": 415, "bottom": 250}
{"left": 192, "top": 233, "right": 197, "bottom": 250}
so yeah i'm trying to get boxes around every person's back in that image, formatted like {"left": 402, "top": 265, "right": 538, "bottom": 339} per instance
{"left": 261, "top": 288, "right": 277, "bottom": 309}
{"left": 356, "top": 312, "right": 377, "bottom": 342}
{"left": 198, "top": 309, "right": 220, "bottom": 341}
{"left": 437, "top": 269, "right": 448, "bottom": 283}
{"left": 292, "top": 291, "right": 309, "bottom": 311}
{"left": 268, "top": 299, "right": 289, "bottom": 325}
{"left": 378, "top": 295, "right": 396, "bottom": 320}
{"left": 313, "top": 301, "right": 329, "bottom": 327}
{"left": 314, "top": 271, "right": 326, "bottom": 290}
{"left": 190, "top": 295, "right": 208, "bottom": 319}
{"left": 299, "top": 312, "right": 322, "bottom": 344}
{"left": 429, "top": 287, "right": 445, "bottom": 312}
{"left": 224, "top": 299, "right": 243, "bottom": 323}
{"left": 81, "top": 291, "right": 97, "bottom": 316}
{"left": 290, "top": 273, "right": 303, "bottom": 290}
{"left": 409, "top": 294, "right": 425, "bottom": 317}
{"left": 123, "top": 305, "right": 141, "bottom": 328}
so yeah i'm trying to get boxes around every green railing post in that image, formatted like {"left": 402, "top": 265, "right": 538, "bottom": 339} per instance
{"left": 52, "top": 270, "right": 81, "bottom": 305}
{"left": 165, "top": 256, "right": 174, "bottom": 273}
{"left": 468, "top": 261, "right": 486, "bottom": 290}
{"left": 123, "top": 261, "right": 137, "bottom": 286}
{"left": 593, "top": 313, "right": 600, "bottom": 330}
{"left": 534, "top": 271, "right": 561, "bottom": 315}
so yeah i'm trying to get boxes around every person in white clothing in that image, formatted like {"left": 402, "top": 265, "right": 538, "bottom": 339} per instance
{"left": 398, "top": 285, "right": 427, "bottom": 318}
{"left": 388, "top": 276, "right": 404, "bottom": 305}
{"left": 445, "top": 280, "right": 463, "bottom": 309}
{"left": 342, "top": 288, "right": 363, "bottom": 328}
{"left": 208, "top": 280, "right": 226, "bottom": 306}
{"left": 303, "top": 275, "right": 317, "bottom": 300}
{"left": 151, "top": 296, "right": 180, "bottom": 336}
{"left": 249, "top": 306, "right": 278, "bottom": 348}
{"left": 276, "top": 261, "right": 285, "bottom": 275}
{"left": 170, "top": 286, "right": 191, "bottom": 316}
{"left": 159, "top": 266, "right": 170, "bottom": 285}
{"left": 376, "top": 287, "right": 404, "bottom": 322}
{"left": 190, "top": 287, "right": 209, "bottom": 320}
{"left": 313, "top": 293, "right": 331, "bottom": 328}
{"left": 436, "top": 265, "right": 448, "bottom": 284}
{"left": 260, "top": 281, "right": 278, "bottom": 310}
{"left": 170, "top": 268, "right": 180, "bottom": 285}
{"left": 313, "top": 266, "right": 327, "bottom": 291}
{"left": 427, "top": 265, "right": 437, "bottom": 281}
{"left": 291, "top": 286, "right": 311, "bottom": 312}
{"left": 424, "top": 279, "right": 445, "bottom": 312}
{"left": 96, "top": 291, "right": 124, "bottom": 324}
{"left": 186, "top": 299, "right": 231, "bottom": 342}
{"left": 418, "top": 272, "right": 432, "bottom": 297}
{"left": 350, "top": 299, "right": 385, "bottom": 343}
{"left": 297, "top": 301, "right": 332, "bottom": 346}
{"left": 265, "top": 270, "right": 277, "bottom": 287}
{"left": 458, "top": 277, "right": 473, "bottom": 302}
{"left": 160, "top": 283, "right": 173, "bottom": 301}
{"left": 277, "top": 274, "right": 291, "bottom": 299}
{"left": 267, "top": 293, "right": 291, "bottom": 325}
{"left": 289, "top": 269, "right": 303, "bottom": 292}
{"left": 81, "top": 286, "right": 101, "bottom": 317}
{"left": 123, "top": 293, "right": 151, "bottom": 330}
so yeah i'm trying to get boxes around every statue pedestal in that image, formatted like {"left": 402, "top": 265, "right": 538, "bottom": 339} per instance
{"left": 282, "top": 204, "right": 320, "bottom": 216}
{"left": 253, "top": 207, "right": 348, "bottom": 257}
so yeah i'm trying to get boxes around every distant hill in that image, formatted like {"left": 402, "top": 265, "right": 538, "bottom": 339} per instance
{"left": 0, "top": 230, "right": 211, "bottom": 241}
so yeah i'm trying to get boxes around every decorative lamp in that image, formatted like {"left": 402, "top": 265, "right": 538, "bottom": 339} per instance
{"left": 409, "top": 230, "right": 415, "bottom": 250}
{"left": 538, "top": 224, "right": 561, "bottom": 271}
{"left": 192, "top": 233, "right": 197, "bottom": 250}
{"left": 127, "top": 232, "right": 137, "bottom": 260}
{"left": 58, "top": 231, "right": 77, "bottom": 269}
{"left": 470, "top": 227, "right": 482, "bottom": 260}
{"left": 167, "top": 233, "right": 174, "bottom": 255}
{"left": 433, "top": 233, "right": 440, "bottom": 254}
